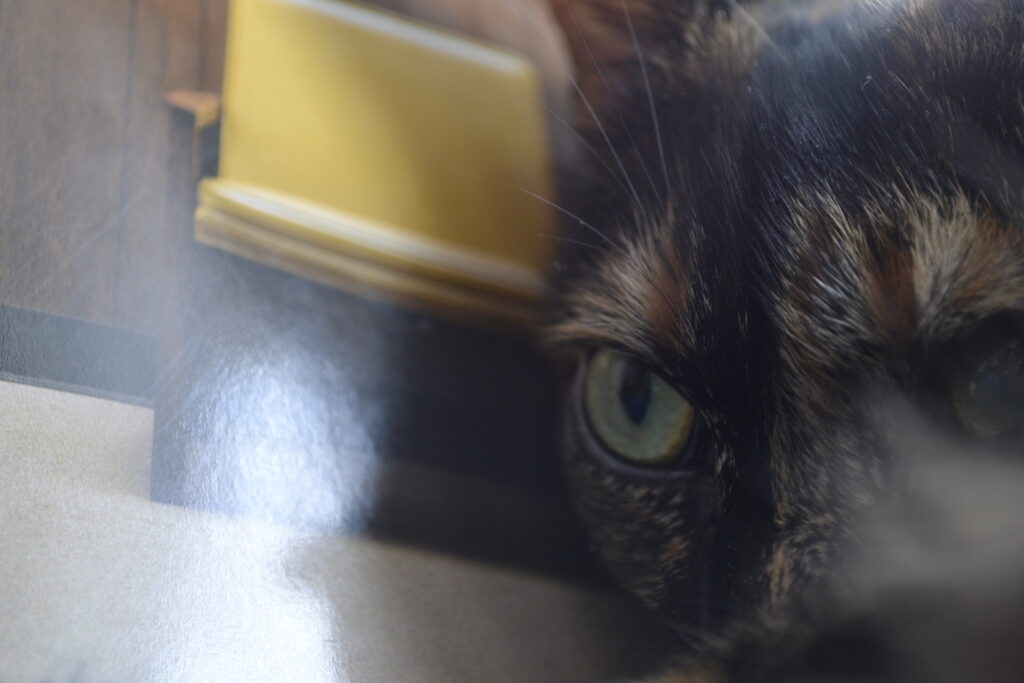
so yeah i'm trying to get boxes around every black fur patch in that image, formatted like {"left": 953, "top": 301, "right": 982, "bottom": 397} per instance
{"left": 546, "top": 0, "right": 1024, "bottom": 676}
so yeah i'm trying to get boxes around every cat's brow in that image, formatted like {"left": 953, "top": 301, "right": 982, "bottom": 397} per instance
{"left": 773, "top": 187, "right": 1024, "bottom": 426}
{"left": 546, "top": 229, "right": 692, "bottom": 358}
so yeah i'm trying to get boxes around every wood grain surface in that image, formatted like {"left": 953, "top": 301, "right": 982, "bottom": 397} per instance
{"left": 0, "top": 0, "right": 228, "bottom": 331}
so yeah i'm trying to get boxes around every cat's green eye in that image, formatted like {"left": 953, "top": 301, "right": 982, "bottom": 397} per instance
{"left": 948, "top": 328, "right": 1024, "bottom": 440}
{"left": 584, "top": 349, "right": 696, "bottom": 466}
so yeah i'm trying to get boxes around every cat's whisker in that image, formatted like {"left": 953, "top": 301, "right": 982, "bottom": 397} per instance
{"left": 511, "top": 183, "right": 624, "bottom": 254}
{"left": 620, "top": 0, "right": 672, "bottom": 199}
{"left": 619, "top": 115, "right": 665, "bottom": 207}
{"left": 495, "top": 0, "right": 647, "bottom": 216}
{"left": 569, "top": 4, "right": 665, "bottom": 207}
{"left": 538, "top": 98, "right": 640, "bottom": 205}
{"left": 563, "top": 7, "right": 650, "bottom": 217}
{"left": 537, "top": 232, "right": 602, "bottom": 251}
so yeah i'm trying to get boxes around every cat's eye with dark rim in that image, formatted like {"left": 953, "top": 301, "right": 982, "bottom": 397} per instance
{"left": 582, "top": 348, "right": 698, "bottom": 468}
{"left": 942, "top": 316, "right": 1024, "bottom": 441}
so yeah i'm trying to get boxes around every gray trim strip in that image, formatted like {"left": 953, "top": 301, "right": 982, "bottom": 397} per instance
{"left": 0, "top": 306, "right": 155, "bottom": 406}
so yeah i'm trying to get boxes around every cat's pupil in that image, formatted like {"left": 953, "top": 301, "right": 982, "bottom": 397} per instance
{"left": 618, "top": 360, "right": 653, "bottom": 425}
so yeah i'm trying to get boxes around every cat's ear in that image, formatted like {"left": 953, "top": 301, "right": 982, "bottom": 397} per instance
{"left": 550, "top": 1, "right": 753, "bottom": 129}
{"left": 550, "top": 0, "right": 673, "bottom": 124}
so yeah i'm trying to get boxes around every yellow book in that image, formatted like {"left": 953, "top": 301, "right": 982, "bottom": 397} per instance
{"left": 196, "top": 0, "right": 555, "bottom": 328}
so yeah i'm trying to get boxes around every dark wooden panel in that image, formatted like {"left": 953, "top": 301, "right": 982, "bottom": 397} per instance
{"left": 0, "top": 0, "right": 134, "bottom": 324}
{"left": 0, "top": 304, "right": 155, "bottom": 405}
{"left": 112, "top": 0, "right": 204, "bottom": 333}
{"left": 200, "top": 0, "right": 230, "bottom": 92}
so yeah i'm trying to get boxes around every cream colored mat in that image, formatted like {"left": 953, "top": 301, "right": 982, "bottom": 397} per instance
{"left": 0, "top": 380, "right": 656, "bottom": 682}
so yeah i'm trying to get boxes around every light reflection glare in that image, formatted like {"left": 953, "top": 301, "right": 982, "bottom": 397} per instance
{"left": 0, "top": 380, "right": 345, "bottom": 682}
{"left": 147, "top": 524, "right": 344, "bottom": 683}
{"left": 196, "top": 348, "right": 381, "bottom": 533}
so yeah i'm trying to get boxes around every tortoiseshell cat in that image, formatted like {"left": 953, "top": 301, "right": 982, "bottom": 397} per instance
{"left": 543, "top": 0, "right": 1024, "bottom": 680}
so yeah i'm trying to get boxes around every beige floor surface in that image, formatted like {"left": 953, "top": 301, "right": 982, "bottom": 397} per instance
{"left": 0, "top": 380, "right": 659, "bottom": 682}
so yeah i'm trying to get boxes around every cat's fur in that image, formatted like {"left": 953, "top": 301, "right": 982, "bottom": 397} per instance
{"left": 543, "top": 0, "right": 1024, "bottom": 679}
